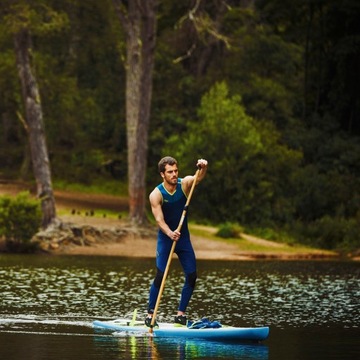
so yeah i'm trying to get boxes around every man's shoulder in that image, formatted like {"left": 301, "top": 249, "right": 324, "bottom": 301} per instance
{"left": 180, "top": 175, "right": 192, "bottom": 192}
{"left": 149, "top": 186, "right": 162, "bottom": 200}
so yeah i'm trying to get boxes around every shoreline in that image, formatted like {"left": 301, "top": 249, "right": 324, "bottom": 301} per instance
{"left": 30, "top": 215, "right": 344, "bottom": 261}
{"left": 0, "top": 213, "right": 343, "bottom": 260}
{"left": 0, "top": 182, "right": 354, "bottom": 261}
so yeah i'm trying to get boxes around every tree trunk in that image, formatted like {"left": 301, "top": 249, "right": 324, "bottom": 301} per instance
{"left": 14, "top": 28, "right": 57, "bottom": 228}
{"left": 113, "top": 0, "right": 157, "bottom": 224}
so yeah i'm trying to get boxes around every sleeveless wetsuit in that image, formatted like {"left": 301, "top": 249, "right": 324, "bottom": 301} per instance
{"left": 148, "top": 179, "right": 197, "bottom": 313}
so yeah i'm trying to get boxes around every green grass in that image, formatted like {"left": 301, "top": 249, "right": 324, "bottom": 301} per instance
{"left": 189, "top": 223, "right": 337, "bottom": 255}
{"left": 53, "top": 179, "right": 128, "bottom": 196}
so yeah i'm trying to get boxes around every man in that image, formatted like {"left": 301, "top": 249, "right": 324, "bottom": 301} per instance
{"left": 146, "top": 156, "right": 208, "bottom": 327}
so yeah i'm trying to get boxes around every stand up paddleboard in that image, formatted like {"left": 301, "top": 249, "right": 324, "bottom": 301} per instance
{"left": 93, "top": 318, "right": 269, "bottom": 342}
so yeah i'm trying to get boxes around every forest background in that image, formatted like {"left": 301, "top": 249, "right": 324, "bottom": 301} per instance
{"left": 0, "top": 0, "right": 360, "bottom": 254}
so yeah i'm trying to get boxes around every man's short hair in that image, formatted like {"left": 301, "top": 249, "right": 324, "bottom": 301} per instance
{"left": 158, "top": 156, "right": 177, "bottom": 173}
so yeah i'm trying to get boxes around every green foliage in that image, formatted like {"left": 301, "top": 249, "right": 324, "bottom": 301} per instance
{"left": 295, "top": 216, "right": 360, "bottom": 253}
{"left": 168, "top": 80, "right": 261, "bottom": 158}
{"left": 220, "top": 8, "right": 303, "bottom": 127}
{"left": 288, "top": 124, "right": 360, "bottom": 223}
{"left": 0, "top": 0, "right": 126, "bottom": 182}
{"left": 165, "top": 82, "right": 302, "bottom": 228}
{"left": 216, "top": 223, "right": 243, "bottom": 239}
{"left": 164, "top": 81, "right": 263, "bottom": 221}
{"left": 3, "top": 1, "right": 69, "bottom": 36}
{"left": 69, "top": 149, "right": 105, "bottom": 182}
{"left": 0, "top": 192, "right": 41, "bottom": 252}
{"left": 54, "top": 179, "right": 127, "bottom": 197}
{"left": 246, "top": 226, "right": 297, "bottom": 246}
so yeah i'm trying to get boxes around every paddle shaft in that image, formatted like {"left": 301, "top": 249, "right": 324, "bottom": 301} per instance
{"left": 150, "top": 168, "right": 201, "bottom": 332}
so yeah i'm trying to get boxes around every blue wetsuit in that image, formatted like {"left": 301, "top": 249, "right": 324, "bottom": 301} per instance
{"left": 148, "top": 179, "right": 197, "bottom": 313}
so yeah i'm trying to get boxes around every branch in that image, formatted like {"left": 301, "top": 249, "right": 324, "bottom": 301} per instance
{"left": 173, "top": 43, "right": 196, "bottom": 64}
{"left": 173, "top": 0, "right": 231, "bottom": 64}
{"left": 16, "top": 110, "right": 28, "bottom": 133}
{"left": 112, "top": 0, "right": 129, "bottom": 31}
{"left": 176, "top": 0, "right": 202, "bottom": 29}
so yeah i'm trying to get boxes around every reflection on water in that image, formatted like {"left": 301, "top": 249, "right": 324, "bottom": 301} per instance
{"left": 93, "top": 333, "right": 268, "bottom": 360}
{"left": 0, "top": 255, "right": 359, "bottom": 359}
{"left": 0, "top": 316, "right": 268, "bottom": 359}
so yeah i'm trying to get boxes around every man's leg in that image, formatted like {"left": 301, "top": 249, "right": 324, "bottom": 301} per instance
{"left": 176, "top": 242, "right": 197, "bottom": 322}
{"left": 178, "top": 270, "right": 197, "bottom": 313}
{"left": 145, "top": 238, "right": 171, "bottom": 326}
{"left": 147, "top": 267, "right": 164, "bottom": 313}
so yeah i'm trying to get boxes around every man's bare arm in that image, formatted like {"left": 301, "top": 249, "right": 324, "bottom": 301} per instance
{"left": 149, "top": 188, "right": 180, "bottom": 241}
{"left": 182, "top": 159, "right": 208, "bottom": 195}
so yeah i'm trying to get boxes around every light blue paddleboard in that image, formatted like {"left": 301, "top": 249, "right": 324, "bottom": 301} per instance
{"left": 93, "top": 318, "right": 269, "bottom": 342}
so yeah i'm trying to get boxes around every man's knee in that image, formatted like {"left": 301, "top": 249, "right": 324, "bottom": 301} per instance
{"left": 154, "top": 268, "right": 164, "bottom": 288}
{"left": 186, "top": 271, "right": 197, "bottom": 289}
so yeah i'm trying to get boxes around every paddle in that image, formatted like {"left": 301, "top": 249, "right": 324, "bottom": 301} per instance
{"left": 149, "top": 166, "right": 201, "bottom": 333}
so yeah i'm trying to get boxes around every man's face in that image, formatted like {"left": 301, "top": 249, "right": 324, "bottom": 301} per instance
{"left": 161, "top": 164, "right": 178, "bottom": 185}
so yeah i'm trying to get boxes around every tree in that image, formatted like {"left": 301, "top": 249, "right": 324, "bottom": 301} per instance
{"left": 14, "top": 27, "right": 56, "bottom": 228}
{"left": 112, "top": 0, "right": 157, "bottom": 224}
{"left": 4, "top": 1, "right": 68, "bottom": 228}
{"left": 165, "top": 81, "right": 302, "bottom": 226}
{"left": 165, "top": 81, "right": 263, "bottom": 222}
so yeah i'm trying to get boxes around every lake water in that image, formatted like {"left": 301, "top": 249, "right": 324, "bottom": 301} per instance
{"left": 0, "top": 255, "right": 359, "bottom": 359}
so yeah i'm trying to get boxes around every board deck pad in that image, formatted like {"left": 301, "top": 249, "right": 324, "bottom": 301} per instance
{"left": 93, "top": 318, "right": 269, "bottom": 342}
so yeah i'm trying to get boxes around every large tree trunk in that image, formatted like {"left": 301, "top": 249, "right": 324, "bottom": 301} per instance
{"left": 14, "top": 28, "right": 57, "bottom": 228}
{"left": 113, "top": 0, "right": 157, "bottom": 224}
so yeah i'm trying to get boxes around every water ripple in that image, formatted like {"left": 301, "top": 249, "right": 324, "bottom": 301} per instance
{"left": 0, "top": 257, "right": 359, "bottom": 330}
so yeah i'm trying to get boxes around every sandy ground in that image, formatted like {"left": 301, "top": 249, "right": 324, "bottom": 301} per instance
{"left": 56, "top": 214, "right": 252, "bottom": 260}
{"left": 0, "top": 181, "right": 342, "bottom": 260}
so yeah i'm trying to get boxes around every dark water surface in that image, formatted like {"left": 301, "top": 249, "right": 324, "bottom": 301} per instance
{"left": 0, "top": 255, "right": 359, "bottom": 359}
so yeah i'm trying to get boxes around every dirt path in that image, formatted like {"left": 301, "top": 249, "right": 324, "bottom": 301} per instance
{"left": 56, "top": 214, "right": 248, "bottom": 260}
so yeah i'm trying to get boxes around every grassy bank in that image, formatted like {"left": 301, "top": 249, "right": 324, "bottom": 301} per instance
{"left": 189, "top": 224, "right": 340, "bottom": 259}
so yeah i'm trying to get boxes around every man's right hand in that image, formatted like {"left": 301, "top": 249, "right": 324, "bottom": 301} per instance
{"left": 168, "top": 230, "right": 181, "bottom": 241}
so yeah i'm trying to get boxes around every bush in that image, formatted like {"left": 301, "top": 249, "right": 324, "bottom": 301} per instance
{"left": 0, "top": 192, "right": 41, "bottom": 252}
{"left": 216, "top": 222, "right": 243, "bottom": 239}
{"left": 295, "top": 216, "right": 360, "bottom": 253}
